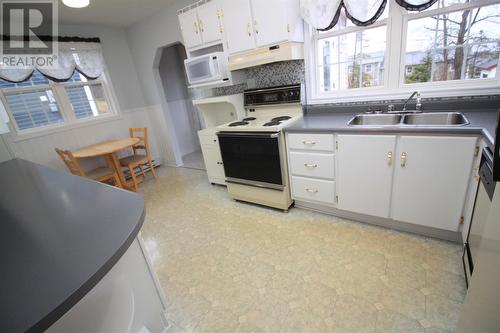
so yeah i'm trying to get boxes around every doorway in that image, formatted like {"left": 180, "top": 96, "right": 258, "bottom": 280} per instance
{"left": 157, "top": 43, "right": 205, "bottom": 170}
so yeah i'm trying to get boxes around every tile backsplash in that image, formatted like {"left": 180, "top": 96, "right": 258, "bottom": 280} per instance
{"left": 193, "top": 60, "right": 305, "bottom": 99}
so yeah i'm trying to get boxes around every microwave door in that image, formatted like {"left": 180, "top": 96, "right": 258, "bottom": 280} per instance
{"left": 186, "top": 57, "right": 214, "bottom": 84}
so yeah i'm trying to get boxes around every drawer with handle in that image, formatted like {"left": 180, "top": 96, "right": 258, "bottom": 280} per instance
{"left": 289, "top": 151, "right": 335, "bottom": 179}
{"left": 287, "top": 133, "right": 335, "bottom": 152}
{"left": 291, "top": 176, "right": 335, "bottom": 204}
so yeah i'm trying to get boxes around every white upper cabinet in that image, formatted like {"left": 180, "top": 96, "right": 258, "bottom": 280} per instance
{"left": 390, "top": 136, "right": 477, "bottom": 231}
{"left": 197, "top": 1, "right": 221, "bottom": 45}
{"left": 221, "top": 0, "right": 303, "bottom": 55}
{"left": 336, "top": 135, "right": 397, "bottom": 218}
{"left": 250, "top": 0, "right": 288, "bottom": 47}
{"left": 178, "top": 1, "right": 223, "bottom": 50}
{"left": 179, "top": 10, "right": 203, "bottom": 49}
{"left": 220, "top": 0, "right": 255, "bottom": 54}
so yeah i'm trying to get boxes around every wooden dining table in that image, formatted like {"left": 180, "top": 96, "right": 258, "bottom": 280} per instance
{"left": 72, "top": 138, "right": 140, "bottom": 191}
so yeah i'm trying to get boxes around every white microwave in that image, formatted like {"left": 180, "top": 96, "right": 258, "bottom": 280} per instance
{"left": 184, "top": 52, "right": 229, "bottom": 86}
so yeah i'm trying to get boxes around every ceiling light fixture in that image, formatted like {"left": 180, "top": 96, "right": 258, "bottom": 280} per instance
{"left": 62, "top": 0, "right": 90, "bottom": 8}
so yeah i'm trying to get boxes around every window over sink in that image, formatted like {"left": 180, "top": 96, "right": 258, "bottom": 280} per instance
{"left": 315, "top": 6, "right": 389, "bottom": 93}
{"left": 307, "top": 0, "right": 500, "bottom": 102}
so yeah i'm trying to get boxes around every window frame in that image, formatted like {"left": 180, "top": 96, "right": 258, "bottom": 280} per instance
{"left": 305, "top": 0, "right": 500, "bottom": 104}
{"left": 308, "top": 13, "right": 392, "bottom": 101}
{"left": 0, "top": 69, "right": 119, "bottom": 139}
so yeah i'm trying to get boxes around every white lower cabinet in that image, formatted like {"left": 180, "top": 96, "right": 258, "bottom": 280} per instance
{"left": 198, "top": 129, "right": 225, "bottom": 185}
{"left": 291, "top": 176, "right": 335, "bottom": 204}
{"left": 287, "top": 133, "right": 335, "bottom": 152}
{"left": 287, "top": 131, "right": 478, "bottom": 233}
{"left": 390, "top": 135, "right": 477, "bottom": 231}
{"left": 336, "top": 135, "right": 396, "bottom": 218}
{"left": 289, "top": 151, "right": 335, "bottom": 179}
{"left": 287, "top": 132, "right": 336, "bottom": 205}
{"left": 201, "top": 145, "right": 225, "bottom": 183}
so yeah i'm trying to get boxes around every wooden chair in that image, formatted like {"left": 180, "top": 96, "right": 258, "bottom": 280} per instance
{"left": 55, "top": 148, "right": 121, "bottom": 188}
{"left": 119, "top": 127, "right": 157, "bottom": 191}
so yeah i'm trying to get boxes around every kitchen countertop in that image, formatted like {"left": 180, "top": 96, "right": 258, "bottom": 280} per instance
{"left": 285, "top": 110, "right": 498, "bottom": 147}
{"left": 0, "top": 159, "right": 145, "bottom": 333}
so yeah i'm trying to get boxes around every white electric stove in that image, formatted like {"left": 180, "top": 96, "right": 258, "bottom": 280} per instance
{"left": 216, "top": 84, "right": 303, "bottom": 211}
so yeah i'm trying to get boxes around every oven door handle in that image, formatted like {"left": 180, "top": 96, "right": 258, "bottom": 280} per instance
{"left": 217, "top": 132, "right": 280, "bottom": 139}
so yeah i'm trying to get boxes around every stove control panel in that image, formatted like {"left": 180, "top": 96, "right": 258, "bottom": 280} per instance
{"left": 244, "top": 84, "right": 301, "bottom": 107}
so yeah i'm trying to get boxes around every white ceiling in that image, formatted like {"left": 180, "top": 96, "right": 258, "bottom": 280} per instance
{"left": 58, "top": 0, "right": 177, "bottom": 28}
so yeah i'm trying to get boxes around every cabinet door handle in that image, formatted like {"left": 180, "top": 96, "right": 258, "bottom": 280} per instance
{"left": 194, "top": 21, "right": 199, "bottom": 34}
{"left": 302, "top": 140, "right": 316, "bottom": 145}
{"left": 254, "top": 20, "right": 259, "bottom": 34}
{"left": 401, "top": 152, "right": 407, "bottom": 167}
{"left": 199, "top": 20, "right": 204, "bottom": 32}
{"left": 387, "top": 151, "right": 393, "bottom": 166}
{"left": 306, "top": 188, "right": 318, "bottom": 193}
{"left": 304, "top": 163, "right": 318, "bottom": 168}
{"left": 247, "top": 22, "right": 252, "bottom": 36}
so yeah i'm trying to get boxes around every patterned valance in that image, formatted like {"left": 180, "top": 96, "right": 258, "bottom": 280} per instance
{"left": 300, "top": 0, "right": 387, "bottom": 30}
{"left": 0, "top": 41, "right": 104, "bottom": 83}
{"left": 300, "top": 0, "right": 436, "bottom": 30}
{"left": 395, "top": 0, "right": 438, "bottom": 11}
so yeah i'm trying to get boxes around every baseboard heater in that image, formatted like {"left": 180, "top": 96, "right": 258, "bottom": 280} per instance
{"left": 124, "top": 159, "right": 161, "bottom": 180}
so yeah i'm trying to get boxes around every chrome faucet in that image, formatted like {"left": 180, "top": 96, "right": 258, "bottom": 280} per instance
{"left": 386, "top": 91, "right": 422, "bottom": 114}
{"left": 402, "top": 91, "right": 422, "bottom": 112}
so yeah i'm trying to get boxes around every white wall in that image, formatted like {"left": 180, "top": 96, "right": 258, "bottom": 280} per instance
{"left": 2, "top": 108, "right": 161, "bottom": 171}
{"left": 158, "top": 44, "right": 200, "bottom": 157}
{"left": 0, "top": 23, "right": 173, "bottom": 169}
{"left": 58, "top": 23, "right": 146, "bottom": 111}
{"left": 0, "top": 136, "right": 13, "bottom": 163}
{"left": 125, "top": 0, "right": 193, "bottom": 107}
{"left": 124, "top": 0, "right": 194, "bottom": 166}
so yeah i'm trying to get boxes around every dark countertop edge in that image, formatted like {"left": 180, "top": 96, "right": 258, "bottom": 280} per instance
{"left": 284, "top": 111, "right": 497, "bottom": 148}
{"left": 28, "top": 206, "right": 146, "bottom": 333}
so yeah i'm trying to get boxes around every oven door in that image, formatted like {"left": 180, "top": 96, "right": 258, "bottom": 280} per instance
{"left": 218, "top": 132, "right": 284, "bottom": 190}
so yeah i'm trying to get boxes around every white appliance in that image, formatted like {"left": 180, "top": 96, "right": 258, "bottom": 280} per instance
{"left": 184, "top": 52, "right": 229, "bottom": 87}
{"left": 228, "top": 42, "right": 303, "bottom": 71}
{"left": 216, "top": 84, "right": 303, "bottom": 211}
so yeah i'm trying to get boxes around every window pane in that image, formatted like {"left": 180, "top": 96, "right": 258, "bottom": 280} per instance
{"left": 5, "top": 89, "right": 63, "bottom": 130}
{"left": 318, "top": 65, "right": 339, "bottom": 91}
{"left": 468, "top": 4, "right": 500, "bottom": 42}
{"left": 317, "top": 25, "right": 386, "bottom": 92}
{"left": 0, "top": 70, "right": 49, "bottom": 89}
{"left": 66, "top": 84, "right": 109, "bottom": 119}
{"left": 405, "top": 53, "right": 432, "bottom": 83}
{"left": 405, "top": 4, "right": 500, "bottom": 84}
{"left": 465, "top": 43, "right": 500, "bottom": 79}
{"left": 433, "top": 48, "right": 458, "bottom": 81}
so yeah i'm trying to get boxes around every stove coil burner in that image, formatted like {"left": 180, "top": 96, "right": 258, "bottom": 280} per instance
{"left": 228, "top": 121, "right": 249, "bottom": 127}
{"left": 263, "top": 121, "right": 281, "bottom": 127}
{"left": 271, "top": 116, "right": 292, "bottom": 122}
{"left": 242, "top": 117, "right": 256, "bottom": 121}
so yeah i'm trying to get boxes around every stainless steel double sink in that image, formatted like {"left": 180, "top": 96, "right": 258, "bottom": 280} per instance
{"left": 347, "top": 112, "right": 469, "bottom": 127}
